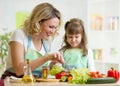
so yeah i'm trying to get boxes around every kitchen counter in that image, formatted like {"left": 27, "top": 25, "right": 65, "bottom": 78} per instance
{"left": 4, "top": 79, "right": 120, "bottom": 86}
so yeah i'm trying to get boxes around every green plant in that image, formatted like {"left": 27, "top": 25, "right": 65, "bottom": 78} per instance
{"left": 0, "top": 32, "right": 12, "bottom": 66}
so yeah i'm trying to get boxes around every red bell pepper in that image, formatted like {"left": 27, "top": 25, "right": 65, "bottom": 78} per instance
{"left": 55, "top": 71, "right": 69, "bottom": 79}
{"left": 107, "top": 67, "right": 120, "bottom": 82}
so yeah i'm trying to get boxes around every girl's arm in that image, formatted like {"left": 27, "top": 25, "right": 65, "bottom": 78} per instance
{"left": 87, "top": 48, "right": 96, "bottom": 72}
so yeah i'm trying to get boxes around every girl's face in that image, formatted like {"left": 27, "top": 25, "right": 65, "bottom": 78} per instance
{"left": 40, "top": 18, "right": 60, "bottom": 40}
{"left": 66, "top": 34, "right": 82, "bottom": 48}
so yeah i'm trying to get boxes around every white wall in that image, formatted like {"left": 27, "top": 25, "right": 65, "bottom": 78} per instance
{"left": 0, "top": 0, "right": 87, "bottom": 51}
{"left": 1, "top": 0, "right": 120, "bottom": 73}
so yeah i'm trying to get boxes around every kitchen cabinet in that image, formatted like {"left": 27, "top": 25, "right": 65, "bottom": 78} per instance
{"left": 87, "top": 0, "right": 120, "bottom": 73}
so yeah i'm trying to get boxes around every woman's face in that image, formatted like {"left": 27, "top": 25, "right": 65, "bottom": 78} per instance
{"left": 40, "top": 18, "right": 60, "bottom": 40}
{"left": 66, "top": 34, "right": 82, "bottom": 48}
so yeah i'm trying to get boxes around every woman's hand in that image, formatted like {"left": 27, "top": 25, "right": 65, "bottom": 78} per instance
{"left": 46, "top": 52, "right": 64, "bottom": 64}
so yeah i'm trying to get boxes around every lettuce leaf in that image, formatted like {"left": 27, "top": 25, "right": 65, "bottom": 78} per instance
{"left": 70, "top": 68, "right": 90, "bottom": 84}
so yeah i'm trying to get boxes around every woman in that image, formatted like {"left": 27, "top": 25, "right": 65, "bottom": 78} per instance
{"left": 1, "top": 3, "right": 64, "bottom": 79}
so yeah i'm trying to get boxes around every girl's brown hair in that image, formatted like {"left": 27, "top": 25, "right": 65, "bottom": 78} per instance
{"left": 60, "top": 18, "right": 88, "bottom": 56}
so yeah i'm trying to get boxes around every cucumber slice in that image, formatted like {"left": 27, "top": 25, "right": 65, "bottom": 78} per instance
{"left": 60, "top": 76, "right": 68, "bottom": 82}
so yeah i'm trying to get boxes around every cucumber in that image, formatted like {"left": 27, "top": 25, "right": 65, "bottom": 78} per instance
{"left": 60, "top": 76, "right": 68, "bottom": 82}
{"left": 86, "top": 77, "right": 116, "bottom": 84}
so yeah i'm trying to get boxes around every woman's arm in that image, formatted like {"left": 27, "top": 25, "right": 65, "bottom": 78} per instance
{"left": 10, "top": 41, "right": 26, "bottom": 76}
{"left": 10, "top": 41, "right": 64, "bottom": 76}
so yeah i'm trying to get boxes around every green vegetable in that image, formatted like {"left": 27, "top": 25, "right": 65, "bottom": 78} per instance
{"left": 86, "top": 77, "right": 116, "bottom": 84}
{"left": 50, "top": 65, "right": 64, "bottom": 76}
{"left": 69, "top": 68, "right": 90, "bottom": 84}
{"left": 60, "top": 76, "right": 68, "bottom": 82}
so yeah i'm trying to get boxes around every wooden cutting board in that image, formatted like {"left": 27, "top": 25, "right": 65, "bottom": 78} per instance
{"left": 36, "top": 78, "right": 60, "bottom": 82}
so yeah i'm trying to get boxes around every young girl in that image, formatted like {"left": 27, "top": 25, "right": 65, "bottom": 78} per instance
{"left": 60, "top": 18, "right": 96, "bottom": 71}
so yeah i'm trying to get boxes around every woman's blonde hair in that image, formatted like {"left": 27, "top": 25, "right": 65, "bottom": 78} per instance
{"left": 22, "top": 3, "right": 61, "bottom": 37}
{"left": 60, "top": 18, "right": 88, "bottom": 56}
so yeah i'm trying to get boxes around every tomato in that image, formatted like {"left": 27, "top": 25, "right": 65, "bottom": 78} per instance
{"left": 89, "top": 72, "right": 96, "bottom": 76}
{"left": 89, "top": 71, "right": 105, "bottom": 78}
{"left": 107, "top": 67, "right": 120, "bottom": 82}
{"left": 98, "top": 74, "right": 103, "bottom": 78}
{"left": 93, "top": 74, "right": 98, "bottom": 78}
{"left": 96, "top": 71, "right": 100, "bottom": 75}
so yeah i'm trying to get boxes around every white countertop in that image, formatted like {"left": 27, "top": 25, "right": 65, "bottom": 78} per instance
{"left": 4, "top": 79, "right": 120, "bottom": 86}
